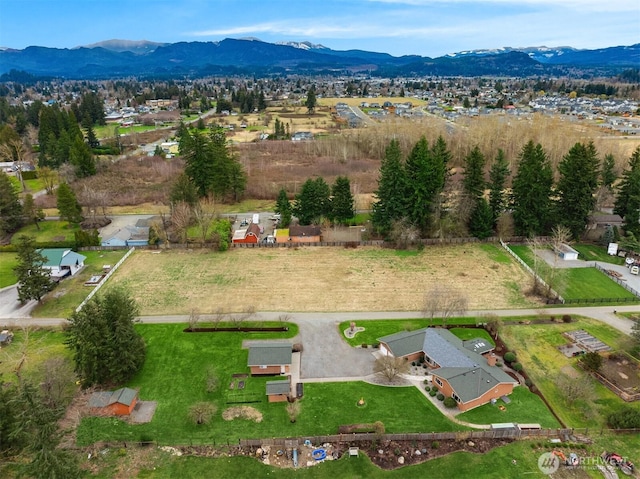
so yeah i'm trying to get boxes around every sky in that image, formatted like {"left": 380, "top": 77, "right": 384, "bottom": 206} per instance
{"left": 0, "top": 0, "right": 638, "bottom": 57}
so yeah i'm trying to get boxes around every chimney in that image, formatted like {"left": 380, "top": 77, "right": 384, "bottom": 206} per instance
{"left": 486, "top": 353, "right": 497, "bottom": 367}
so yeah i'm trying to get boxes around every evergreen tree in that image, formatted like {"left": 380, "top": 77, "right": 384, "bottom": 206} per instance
{"left": 274, "top": 188, "right": 292, "bottom": 228}
{"left": 305, "top": 86, "right": 317, "bottom": 114}
{"left": 170, "top": 173, "right": 199, "bottom": 208}
{"left": 469, "top": 198, "right": 494, "bottom": 239}
{"left": 66, "top": 287, "right": 145, "bottom": 387}
{"left": 512, "top": 141, "right": 553, "bottom": 236}
{"left": 82, "top": 117, "right": 100, "bottom": 148}
{"left": 13, "top": 235, "right": 52, "bottom": 303}
{"left": 601, "top": 153, "right": 617, "bottom": 190}
{"left": 0, "top": 170, "right": 23, "bottom": 236}
{"left": 488, "top": 149, "right": 510, "bottom": 222}
{"left": 556, "top": 141, "right": 600, "bottom": 239}
{"left": 56, "top": 183, "right": 83, "bottom": 223}
{"left": 462, "top": 145, "right": 486, "bottom": 201}
{"left": 614, "top": 146, "right": 640, "bottom": 238}
{"left": 293, "top": 177, "right": 331, "bottom": 225}
{"left": 69, "top": 135, "right": 96, "bottom": 178}
{"left": 22, "top": 193, "right": 44, "bottom": 230}
{"left": 372, "top": 139, "right": 408, "bottom": 235}
{"left": 404, "top": 136, "right": 434, "bottom": 233}
{"left": 330, "top": 176, "right": 355, "bottom": 224}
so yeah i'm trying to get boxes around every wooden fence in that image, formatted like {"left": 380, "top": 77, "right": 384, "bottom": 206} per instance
{"left": 75, "top": 247, "right": 135, "bottom": 312}
{"left": 594, "top": 263, "right": 640, "bottom": 299}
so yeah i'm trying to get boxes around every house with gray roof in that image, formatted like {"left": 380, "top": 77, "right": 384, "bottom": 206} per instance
{"left": 247, "top": 343, "right": 292, "bottom": 376}
{"left": 101, "top": 225, "right": 149, "bottom": 247}
{"left": 378, "top": 327, "right": 517, "bottom": 411}
{"left": 266, "top": 379, "right": 291, "bottom": 402}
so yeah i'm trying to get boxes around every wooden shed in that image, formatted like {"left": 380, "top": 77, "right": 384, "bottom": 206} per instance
{"left": 266, "top": 379, "right": 291, "bottom": 403}
{"left": 89, "top": 387, "right": 138, "bottom": 416}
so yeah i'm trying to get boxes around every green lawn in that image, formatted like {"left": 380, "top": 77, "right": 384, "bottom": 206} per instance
{"left": 11, "top": 220, "right": 80, "bottom": 244}
{"left": 457, "top": 386, "right": 560, "bottom": 428}
{"left": 0, "top": 252, "right": 18, "bottom": 287}
{"left": 0, "top": 328, "right": 71, "bottom": 384}
{"left": 508, "top": 244, "right": 637, "bottom": 302}
{"left": 448, "top": 327, "right": 495, "bottom": 345}
{"left": 499, "top": 317, "right": 640, "bottom": 428}
{"left": 572, "top": 243, "right": 625, "bottom": 265}
{"left": 76, "top": 323, "right": 464, "bottom": 446}
{"left": 31, "top": 250, "right": 128, "bottom": 318}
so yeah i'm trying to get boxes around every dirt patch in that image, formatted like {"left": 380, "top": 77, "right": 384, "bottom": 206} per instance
{"left": 599, "top": 353, "right": 640, "bottom": 392}
{"left": 222, "top": 406, "right": 263, "bottom": 423}
{"left": 110, "top": 245, "right": 538, "bottom": 314}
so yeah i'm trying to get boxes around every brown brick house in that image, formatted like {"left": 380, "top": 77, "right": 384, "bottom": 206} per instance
{"left": 247, "top": 343, "right": 292, "bottom": 376}
{"left": 378, "top": 328, "right": 517, "bottom": 411}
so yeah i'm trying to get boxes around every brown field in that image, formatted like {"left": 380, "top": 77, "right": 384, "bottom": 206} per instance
{"left": 108, "top": 244, "right": 538, "bottom": 315}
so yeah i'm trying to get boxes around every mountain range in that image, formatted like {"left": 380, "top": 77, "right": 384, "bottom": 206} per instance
{"left": 0, "top": 38, "right": 637, "bottom": 79}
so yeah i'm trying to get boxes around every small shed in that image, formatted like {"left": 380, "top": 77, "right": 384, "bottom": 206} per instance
{"left": 556, "top": 244, "right": 579, "bottom": 261}
{"left": 266, "top": 379, "right": 291, "bottom": 403}
{"left": 89, "top": 387, "right": 138, "bottom": 416}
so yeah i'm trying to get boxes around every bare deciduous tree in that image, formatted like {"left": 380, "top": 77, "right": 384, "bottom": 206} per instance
{"left": 374, "top": 355, "right": 410, "bottom": 383}
{"left": 286, "top": 401, "right": 301, "bottom": 423}
{"left": 526, "top": 236, "right": 545, "bottom": 296}
{"left": 171, "top": 201, "right": 192, "bottom": 244}
{"left": 229, "top": 306, "right": 256, "bottom": 329}
{"left": 193, "top": 196, "right": 217, "bottom": 244}
{"left": 39, "top": 357, "right": 76, "bottom": 409}
{"left": 210, "top": 307, "right": 228, "bottom": 330}
{"left": 422, "top": 284, "right": 469, "bottom": 326}
{"left": 556, "top": 372, "right": 595, "bottom": 406}
{"left": 496, "top": 212, "right": 515, "bottom": 240}
{"left": 389, "top": 217, "right": 420, "bottom": 249}
{"left": 188, "top": 402, "right": 217, "bottom": 425}
{"left": 484, "top": 314, "right": 501, "bottom": 340}
{"left": 188, "top": 308, "right": 201, "bottom": 331}
{"left": 548, "top": 225, "right": 571, "bottom": 298}
{"left": 37, "top": 166, "right": 58, "bottom": 195}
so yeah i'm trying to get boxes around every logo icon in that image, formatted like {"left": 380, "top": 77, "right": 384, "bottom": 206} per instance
{"left": 538, "top": 452, "right": 560, "bottom": 474}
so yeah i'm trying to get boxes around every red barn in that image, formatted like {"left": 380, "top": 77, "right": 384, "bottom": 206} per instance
{"left": 232, "top": 223, "right": 261, "bottom": 244}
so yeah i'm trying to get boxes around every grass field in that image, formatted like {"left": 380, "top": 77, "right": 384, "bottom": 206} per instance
{"left": 107, "top": 244, "right": 536, "bottom": 315}
{"left": 10, "top": 220, "right": 80, "bottom": 244}
{"left": 499, "top": 317, "right": 640, "bottom": 428}
{"left": 31, "top": 250, "right": 128, "bottom": 318}
{"left": 507, "top": 244, "right": 636, "bottom": 301}
{"left": 456, "top": 386, "right": 560, "bottom": 428}
{"left": 572, "top": 243, "right": 625, "bottom": 265}
{"left": 76, "top": 323, "right": 463, "bottom": 446}
{"left": 0, "top": 252, "right": 18, "bottom": 287}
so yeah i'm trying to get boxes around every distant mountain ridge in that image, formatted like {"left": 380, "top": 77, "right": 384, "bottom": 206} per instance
{"left": 0, "top": 37, "right": 637, "bottom": 79}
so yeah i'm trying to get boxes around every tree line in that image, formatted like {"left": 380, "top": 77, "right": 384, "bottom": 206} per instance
{"left": 372, "top": 136, "right": 640, "bottom": 245}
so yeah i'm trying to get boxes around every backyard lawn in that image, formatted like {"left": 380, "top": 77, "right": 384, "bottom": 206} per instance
{"left": 572, "top": 243, "right": 625, "bottom": 265}
{"left": 456, "top": 386, "right": 560, "bottom": 428}
{"left": 76, "top": 323, "right": 464, "bottom": 447}
{"left": 31, "top": 249, "right": 128, "bottom": 318}
{"left": 10, "top": 220, "right": 80, "bottom": 244}
{"left": 0, "top": 252, "right": 18, "bottom": 287}
{"left": 507, "top": 244, "right": 637, "bottom": 302}
{"left": 499, "top": 317, "right": 640, "bottom": 428}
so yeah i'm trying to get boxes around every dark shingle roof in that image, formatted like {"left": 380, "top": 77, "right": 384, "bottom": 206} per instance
{"left": 289, "top": 225, "right": 321, "bottom": 237}
{"left": 266, "top": 380, "right": 290, "bottom": 396}
{"left": 433, "top": 367, "right": 516, "bottom": 403}
{"left": 247, "top": 343, "right": 292, "bottom": 366}
{"left": 378, "top": 329, "right": 426, "bottom": 357}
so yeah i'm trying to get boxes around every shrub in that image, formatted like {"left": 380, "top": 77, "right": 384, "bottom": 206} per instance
{"left": 512, "top": 362, "right": 523, "bottom": 372}
{"left": 431, "top": 441, "right": 439, "bottom": 449}
{"left": 607, "top": 407, "right": 640, "bottom": 429}
{"left": 436, "top": 393, "right": 445, "bottom": 401}
{"left": 503, "top": 352, "right": 516, "bottom": 363}
{"left": 188, "top": 402, "right": 218, "bottom": 425}
{"left": 412, "top": 361, "right": 416, "bottom": 366}
{"left": 562, "top": 314, "right": 572, "bottom": 323}
{"left": 443, "top": 397, "right": 457, "bottom": 408}
{"left": 525, "top": 378, "right": 533, "bottom": 387}
{"left": 424, "top": 386, "right": 431, "bottom": 392}
{"left": 429, "top": 390, "right": 437, "bottom": 397}
{"left": 361, "top": 343, "right": 368, "bottom": 349}
{"left": 423, "top": 379, "right": 429, "bottom": 384}
{"left": 495, "top": 361, "right": 503, "bottom": 367}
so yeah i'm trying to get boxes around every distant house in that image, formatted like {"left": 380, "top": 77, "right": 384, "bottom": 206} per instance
{"left": 232, "top": 223, "right": 261, "bottom": 244}
{"left": 39, "top": 248, "right": 86, "bottom": 279}
{"left": 378, "top": 328, "right": 517, "bottom": 411}
{"left": 266, "top": 379, "right": 291, "bottom": 403}
{"left": 88, "top": 387, "right": 138, "bottom": 416}
{"left": 247, "top": 343, "right": 292, "bottom": 376}
{"left": 288, "top": 225, "right": 321, "bottom": 243}
{"left": 291, "top": 131, "right": 313, "bottom": 141}
{"left": 101, "top": 225, "right": 149, "bottom": 247}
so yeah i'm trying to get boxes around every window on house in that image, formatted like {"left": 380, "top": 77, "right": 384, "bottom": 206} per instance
{"left": 259, "top": 365, "right": 267, "bottom": 369}
{"left": 452, "top": 393, "right": 461, "bottom": 402}
{"left": 434, "top": 377, "right": 443, "bottom": 387}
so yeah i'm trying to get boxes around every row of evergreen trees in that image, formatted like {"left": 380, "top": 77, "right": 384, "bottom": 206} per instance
{"left": 372, "top": 135, "right": 640, "bottom": 241}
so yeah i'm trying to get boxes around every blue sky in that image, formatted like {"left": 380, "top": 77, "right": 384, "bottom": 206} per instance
{"left": 0, "top": 0, "right": 638, "bottom": 57}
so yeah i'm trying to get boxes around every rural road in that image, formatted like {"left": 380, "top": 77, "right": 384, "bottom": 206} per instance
{"left": 2, "top": 305, "right": 637, "bottom": 334}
